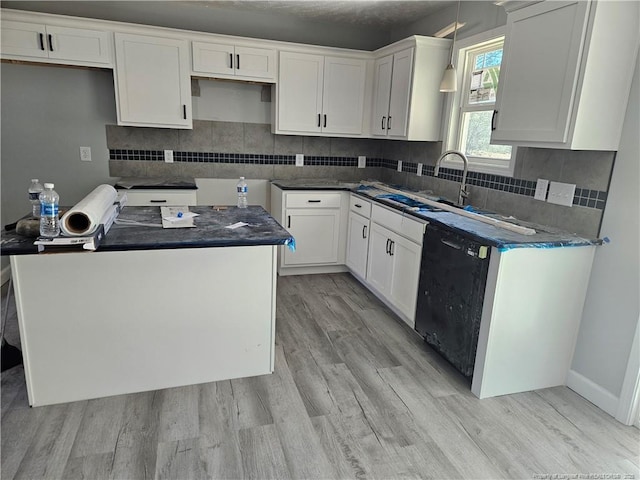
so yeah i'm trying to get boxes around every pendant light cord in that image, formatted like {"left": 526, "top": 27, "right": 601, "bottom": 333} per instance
{"left": 450, "top": 0, "right": 461, "bottom": 64}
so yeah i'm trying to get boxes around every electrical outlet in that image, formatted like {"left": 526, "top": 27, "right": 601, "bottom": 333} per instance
{"left": 417, "top": 163, "right": 423, "bottom": 177}
{"left": 547, "top": 181, "right": 576, "bottom": 207}
{"left": 164, "top": 150, "right": 174, "bottom": 163}
{"left": 295, "top": 153, "right": 304, "bottom": 167}
{"left": 397, "top": 160, "right": 403, "bottom": 172}
{"left": 79, "top": 146, "right": 91, "bottom": 162}
{"left": 358, "top": 156, "right": 366, "bottom": 168}
{"left": 534, "top": 179, "right": 549, "bottom": 201}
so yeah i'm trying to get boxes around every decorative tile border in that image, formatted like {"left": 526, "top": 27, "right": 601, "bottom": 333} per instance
{"left": 109, "top": 149, "right": 606, "bottom": 210}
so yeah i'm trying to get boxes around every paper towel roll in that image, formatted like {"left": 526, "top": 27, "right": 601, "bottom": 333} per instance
{"left": 60, "top": 184, "right": 118, "bottom": 236}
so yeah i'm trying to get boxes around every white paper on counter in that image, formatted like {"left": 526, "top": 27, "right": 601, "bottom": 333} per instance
{"left": 160, "top": 206, "right": 196, "bottom": 228}
{"left": 60, "top": 184, "right": 118, "bottom": 236}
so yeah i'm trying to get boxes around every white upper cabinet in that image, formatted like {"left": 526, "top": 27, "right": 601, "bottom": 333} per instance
{"left": 1, "top": 20, "right": 112, "bottom": 66}
{"left": 114, "top": 33, "right": 192, "bottom": 129}
{"left": 491, "top": 0, "right": 640, "bottom": 150}
{"left": 192, "top": 41, "right": 276, "bottom": 81}
{"left": 276, "top": 51, "right": 367, "bottom": 136}
{"left": 371, "top": 37, "right": 450, "bottom": 141}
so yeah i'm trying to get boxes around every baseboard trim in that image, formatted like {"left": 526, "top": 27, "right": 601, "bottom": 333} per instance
{"left": 1, "top": 265, "right": 11, "bottom": 286}
{"left": 567, "top": 369, "right": 619, "bottom": 417}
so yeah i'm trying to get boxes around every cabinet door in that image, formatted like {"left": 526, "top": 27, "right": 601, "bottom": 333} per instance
{"left": 192, "top": 41, "right": 235, "bottom": 76}
{"left": 371, "top": 54, "right": 393, "bottom": 136}
{"left": 366, "top": 223, "right": 394, "bottom": 296}
{"left": 321, "top": 56, "right": 366, "bottom": 135}
{"left": 387, "top": 48, "right": 414, "bottom": 137}
{"left": 46, "top": 25, "right": 111, "bottom": 64}
{"left": 491, "top": 1, "right": 590, "bottom": 144}
{"left": 346, "top": 212, "right": 370, "bottom": 279}
{"left": 235, "top": 46, "right": 276, "bottom": 80}
{"left": 114, "top": 33, "right": 192, "bottom": 128}
{"left": 1, "top": 21, "right": 48, "bottom": 59}
{"left": 283, "top": 209, "right": 340, "bottom": 265}
{"left": 278, "top": 52, "right": 324, "bottom": 133}
{"left": 388, "top": 233, "right": 422, "bottom": 327}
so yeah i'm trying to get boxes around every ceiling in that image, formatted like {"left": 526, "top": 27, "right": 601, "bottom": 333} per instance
{"left": 1, "top": 0, "right": 453, "bottom": 29}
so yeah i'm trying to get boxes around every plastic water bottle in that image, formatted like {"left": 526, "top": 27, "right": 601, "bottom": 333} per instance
{"left": 237, "top": 177, "right": 248, "bottom": 208}
{"left": 28, "top": 179, "right": 44, "bottom": 218}
{"left": 39, "top": 183, "right": 60, "bottom": 237}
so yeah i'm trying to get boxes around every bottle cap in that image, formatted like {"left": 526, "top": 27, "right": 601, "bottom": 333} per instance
{"left": 240, "top": 177, "right": 245, "bottom": 180}
{"left": 44, "top": 183, "right": 54, "bottom": 189}
{"left": 31, "top": 179, "right": 38, "bottom": 182}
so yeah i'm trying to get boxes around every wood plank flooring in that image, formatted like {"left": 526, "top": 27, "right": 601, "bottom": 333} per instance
{"left": 1, "top": 273, "right": 638, "bottom": 479}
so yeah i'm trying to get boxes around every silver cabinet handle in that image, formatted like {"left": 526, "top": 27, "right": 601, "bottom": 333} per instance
{"left": 441, "top": 239, "right": 462, "bottom": 250}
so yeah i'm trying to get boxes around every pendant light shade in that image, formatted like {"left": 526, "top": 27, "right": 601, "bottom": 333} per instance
{"left": 439, "top": 0, "right": 462, "bottom": 93}
{"left": 440, "top": 63, "right": 457, "bottom": 92}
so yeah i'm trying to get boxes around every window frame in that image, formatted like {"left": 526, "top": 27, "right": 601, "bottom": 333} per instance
{"left": 441, "top": 27, "right": 517, "bottom": 177}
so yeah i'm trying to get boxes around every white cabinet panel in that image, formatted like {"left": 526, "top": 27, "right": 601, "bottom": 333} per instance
{"left": 192, "top": 41, "right": 276, "bottom": 80}
{"left": 366, "top": 222, "right": 394, "bottom": 295}
{"left": 114, "top": 33, "right": 192, "bottom": 129}
{"left": 388, "top": 234, "right": 422, "bottom": 327}
{"left": 1, "top": 20, "right": 112, "bottom": 66}
{"left": 283, "top": 209, "right": 341, "bottom": 265}
{"left": 492, "top": 0, "right": 639, "bottom": 150}
{"left": 278, "top": 51, "right": 325, "bottom": 133}
{"left": 346, "top": 211, "right": 370, "bottom": 279}
{"left": 387, "top": 48, "right": 413, "bottom": 137}
{"left": 277, "top": 51, "right": 366, "bottom": 135}
{"left": 371, "top": 54, "right": 393, "bottom": 136}
{"left": 118, "top": 189, "right": 197, "bottom": 206}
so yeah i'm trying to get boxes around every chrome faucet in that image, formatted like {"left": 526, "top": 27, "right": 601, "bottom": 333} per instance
{"left": 434, "top": 150, "right": 469, "bottom": 206}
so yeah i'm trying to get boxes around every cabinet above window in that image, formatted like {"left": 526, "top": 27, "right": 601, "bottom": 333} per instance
{"left": 192, "top": 41, "right": 276, "bottom": 82}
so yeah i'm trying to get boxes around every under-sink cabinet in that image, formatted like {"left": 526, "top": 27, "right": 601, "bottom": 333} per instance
{"left": 365, "top": 205, "right": 425, "bottom": 328}
{"left": 113, "top": 33, "right": 192, "bottom": 129}
{"left": 270, "top": 186, "right": 349, "bottom": 275}
{"left": 275, "top": 51, "right": 367, "bottom": 136}
{"left": 191, "top": 41, "right": 276, "bottom": 81}
{"left": 1, "top": 20, "right": 112, "bottom": 66}
{"left": 491, "top": 0, "right": 639, "bottom": 150}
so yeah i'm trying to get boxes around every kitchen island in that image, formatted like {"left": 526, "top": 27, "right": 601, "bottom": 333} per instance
{"left": 2, "top": 206, "right": 293, "bottom": 407}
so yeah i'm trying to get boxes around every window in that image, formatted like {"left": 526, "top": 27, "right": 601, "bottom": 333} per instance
{"left": 442, "top": 29, "right": 515, "bottom": 176}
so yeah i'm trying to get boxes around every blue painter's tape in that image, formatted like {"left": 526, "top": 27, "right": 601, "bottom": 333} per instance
{"left": 285, "top": 237, "right": 296, "bottom": 252}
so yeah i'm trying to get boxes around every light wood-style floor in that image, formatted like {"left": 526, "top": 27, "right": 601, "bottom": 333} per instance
{"left": 1, "top": 273, "right": 638, "bottom": 479}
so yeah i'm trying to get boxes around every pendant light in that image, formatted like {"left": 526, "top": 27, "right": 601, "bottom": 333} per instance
{"left": 440, "top": 0, "right": 461, "bottom": 92}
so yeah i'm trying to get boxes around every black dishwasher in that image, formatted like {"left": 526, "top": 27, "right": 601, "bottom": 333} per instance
{"left": 415, "top": 223, "right": 491, "bottom": 378}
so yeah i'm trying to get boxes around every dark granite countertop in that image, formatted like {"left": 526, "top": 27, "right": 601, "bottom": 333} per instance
{"left": 114, "top": 177, "right": 198, "bottom": 190}
{"left": 1, "top": 206, "right": 293, "bottom": 255}
{"left": 272, "top": 179, "right": 600, "bottom": 251}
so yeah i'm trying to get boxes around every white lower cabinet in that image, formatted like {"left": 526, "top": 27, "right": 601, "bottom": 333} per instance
{"left": 283, "top": 209, "right": 341, "bottom": 266}
{"left": 117, "top": 189, "right": 197, "bottom": 206}
{"left": 346, "top": 211, "right": 370, "bottom": 279}
{"left": 366, "top": 222, "right": 423, "bottom": 327}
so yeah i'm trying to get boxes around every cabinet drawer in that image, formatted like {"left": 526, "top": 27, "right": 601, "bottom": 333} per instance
{"left": 350, "top": 195, "right": 371, "bottom": 217}
{"left": 119, "top": 189, "right": 197, "bottom": 206}
{"left": 371, "top": 204, "right": 425, "bottom": 244}
{"left": 285, "top": 192, "right": 342, "bottom": 209}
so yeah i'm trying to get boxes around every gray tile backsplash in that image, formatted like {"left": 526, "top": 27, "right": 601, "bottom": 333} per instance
{"left": 107, "top": 120, "right": 614, "bottom": 237}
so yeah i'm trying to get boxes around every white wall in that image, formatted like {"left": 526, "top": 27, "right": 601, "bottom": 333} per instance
{"left": 193, "top": 80, "right": 271, "bottom": 124}
{"left": 569, "top": 52, "right": 640, "bottom": 414}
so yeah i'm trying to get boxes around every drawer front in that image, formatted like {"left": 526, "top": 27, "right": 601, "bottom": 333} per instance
{"left": 371, "top": 204, "right": 425, "bottom": 244}
{"left": 285, "top": 192, "right": 342, "bottom": 209}
{"left": 119, "top": 190, "right": 197, "bottom": 206}
{"left": 350, "top": 195, "right": 371, "bottom": 217}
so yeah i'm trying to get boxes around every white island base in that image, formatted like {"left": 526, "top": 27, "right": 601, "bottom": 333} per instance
{"left": 10, "top": 245, "right": 278, "bottom": 407}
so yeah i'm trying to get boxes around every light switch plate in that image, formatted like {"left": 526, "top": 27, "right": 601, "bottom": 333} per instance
{"left": 534, "top": 179, "right": 549, "bottom": 201}
{"left": 295, "top": 153, "right": 304, "bottom": 167}
{"left": 79, "top": 146, "right": 91, "bottom": 162}
{"left": 547, "top": 181, "right": 576, "bottom": 207}
{"left": 417, "top": 163, "right": 423, "bottom": 176}
{"left": 358, "top": 156, "right": 366, "bottom": 168}
{"left": 164, "top": 149, "right": 174, "bottom": 163}
{"left": 397, "top": 160, "right": 403, "bottom": 172}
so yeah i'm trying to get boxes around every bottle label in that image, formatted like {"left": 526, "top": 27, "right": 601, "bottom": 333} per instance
{"left": 29, "top": 192, "right": 40, "bottom": 201}
{"left": 41, "top": 203, "right": 58, "bottom": 216}
{"left": 237, "top": 185, "right": 248, "bottom": 194}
